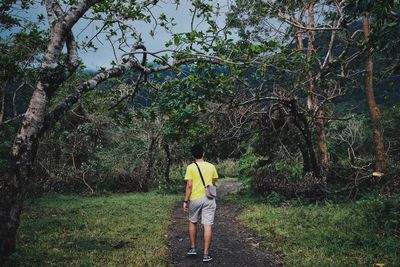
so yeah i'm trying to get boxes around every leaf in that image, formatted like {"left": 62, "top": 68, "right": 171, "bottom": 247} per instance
{"left": 173, "top": 35, "right": 181, "bottom": 46}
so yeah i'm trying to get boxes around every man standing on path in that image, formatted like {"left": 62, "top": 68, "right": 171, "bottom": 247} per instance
{"left": 183, "top": 144, "right": 218, "bottom": 263}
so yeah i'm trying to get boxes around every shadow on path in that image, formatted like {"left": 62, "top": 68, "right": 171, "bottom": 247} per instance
{"left": 168, "top": 178, "right": 283, "bottom": 267}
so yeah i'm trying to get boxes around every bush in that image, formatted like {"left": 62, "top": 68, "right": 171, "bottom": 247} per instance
{"left": 264, "top": 191, "right": 284, "bottom": 206}
{"left": 35, "top": 111, "right": 169, "bottom": 194}
{"left": 237, "top": 146, "right": 326, "bottom": 199}
{"left": 362, "top": 195, "right": 400, "bottom": 235}
{"left": 216, "top": 159, "right": 239, "bottom": 178}
{"left": 252, "top": 170, "right": 325, "bottom": 200}
{"left": 157, "top": 164, "right": 187, "bottom": 194}
{"left": 238, "top": 147, "right": 262, "bottom": 184}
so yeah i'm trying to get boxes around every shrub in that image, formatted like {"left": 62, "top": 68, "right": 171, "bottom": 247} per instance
{"left": 264, "top": 191, "right": 284, "bottom": 206}
{"left": 362, "top": 195, "right": 400, "bottom": 235}
{"left": 216, "top": 159, "right": 239, "bottom": 178}
{"left": 238, "top": 147, "right": 262, "bottom": 184}
{"left": 157, "top": 164, "right": 187, "bottom": 194}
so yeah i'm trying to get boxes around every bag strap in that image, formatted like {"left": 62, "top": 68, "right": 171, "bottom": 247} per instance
{"left": 194, "top": 162, "right": 207, "bottom": 188}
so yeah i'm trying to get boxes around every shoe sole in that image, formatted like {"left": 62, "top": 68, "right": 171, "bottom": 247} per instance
{"left": 187, "top": 252, "right": 197, "bottom": 256}
{"left": 203, "top": 258, "right": 213, "bottom": 262}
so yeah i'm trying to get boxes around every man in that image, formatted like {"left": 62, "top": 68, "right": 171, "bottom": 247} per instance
{"left": 183, "top": 144, "right": 218, "bottom": 262}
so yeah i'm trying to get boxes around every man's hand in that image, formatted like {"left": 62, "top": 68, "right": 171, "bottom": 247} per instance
{"left": 184, "top": 180, "right": 192, "bottom": 214}
{"left": 183, "top": 202, "right": 189, "bottom": 213}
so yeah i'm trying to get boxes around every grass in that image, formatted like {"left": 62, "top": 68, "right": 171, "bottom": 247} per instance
{"left": 233, "top": 191, "right": 400, "bottom": 266}
{"left": 6, "top": 192, "right": 180, "bottom": 267}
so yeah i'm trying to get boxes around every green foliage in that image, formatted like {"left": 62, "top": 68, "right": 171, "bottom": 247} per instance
{"left": 270, "top": 160, "right": 303, "bottom": 182}
{"left": 238, "top": 147, "right": 260, "bottom": 183}
{"left": 381, "top": 105, "right": 400, "bottom": 161}
{"left": 0, "top": 0, "right": 37, "bottom": 29}
{"left": 362, "top": 195, "right": 400, "bottom": 235}
{"left": 264, "top": 191, "right": 284, "bottom": 206}
{"left": 94, "top": 125, "right": 150, "bottom": 192}
{"left": 238, "top": 194, "right": 400, "bottom": 266}
{"left": 7, "top": 192, "right": 179, "bottom": 266}
{"left": 157, "top": 164, "right": 186, "bottom": 194}
{"left": 327, "top": 116, "right": 371, "bottom": 166}
{"left": 0, "top": 26, "right": 47, "bottom": 173}
{"left": 216, "top": 159, "right": 239, "bottom": 178}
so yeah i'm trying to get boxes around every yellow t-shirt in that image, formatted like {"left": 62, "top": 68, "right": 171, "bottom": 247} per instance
{"left": 184, "top": 162, "right": 218, "bottom": 201}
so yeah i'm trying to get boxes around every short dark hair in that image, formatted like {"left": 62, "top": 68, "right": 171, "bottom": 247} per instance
{"left": 191, "top": 144, "right": 204, "bottom": 159}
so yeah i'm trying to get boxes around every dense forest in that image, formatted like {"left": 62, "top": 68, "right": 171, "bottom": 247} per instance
{"left": 1, "top": 0, "right": 399, "bottom": 265}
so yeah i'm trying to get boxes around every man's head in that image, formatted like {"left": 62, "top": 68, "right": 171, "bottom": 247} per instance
{"left": 191, "top": 144, "right": 204, "bottom": 159}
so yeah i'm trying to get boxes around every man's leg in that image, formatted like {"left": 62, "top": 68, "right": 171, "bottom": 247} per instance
{"left": 203, "top": 224, "right": 212, "bottom": 254}
{"left": 189, "top": 221, "right": 197, "bottom": 248}
{"left": 201, "top": 198, "right": 216, "bottom": 259}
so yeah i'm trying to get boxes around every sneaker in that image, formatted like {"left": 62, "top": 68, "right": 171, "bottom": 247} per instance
{"left": 187, "top": 247, "right": 197, "bottom": 256}
{"left": 203, "top": 254, "right": 213, "bottom": 262}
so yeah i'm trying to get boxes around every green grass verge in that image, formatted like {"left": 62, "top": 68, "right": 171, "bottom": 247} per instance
{"left": 235, "top": 193, "right": 400, "bottom": 266}
{"left": 7, "top": 192, "right": 180, "bottom": 267}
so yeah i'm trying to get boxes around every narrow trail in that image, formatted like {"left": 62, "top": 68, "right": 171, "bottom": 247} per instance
{"left": 168, "top": 178, "right": 283, "bottom": 267}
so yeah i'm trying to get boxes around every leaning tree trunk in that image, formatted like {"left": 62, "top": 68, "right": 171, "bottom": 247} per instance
{"left": 0, "top": 0, "right": 108, "bottom": 260}
{"left": 0, "top": 0, "right": 101, "bottom": 257}
{"left": 362, "top": 15, "right": 385, "bottom": 173}
{"left": 0, "top": 21, "right": 68, "bottom": 263}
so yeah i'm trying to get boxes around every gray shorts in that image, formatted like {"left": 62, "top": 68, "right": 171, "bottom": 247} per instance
{"left": 189, "top": 196, "right": 216, "bottom": 225}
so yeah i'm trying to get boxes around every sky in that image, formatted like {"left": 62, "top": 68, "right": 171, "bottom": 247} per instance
{"left": 5, "top": 0, "right": 235, "bottom": 69}
{"left": 77, "top": 0, "right": 233, "bottom": 68}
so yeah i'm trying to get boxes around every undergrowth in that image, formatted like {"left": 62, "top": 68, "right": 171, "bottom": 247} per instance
{"left": 6, "top": 192, "right": 180, "bottom": 267}
{"left": 234, "top": 191, "right": 400, "bottom": 266}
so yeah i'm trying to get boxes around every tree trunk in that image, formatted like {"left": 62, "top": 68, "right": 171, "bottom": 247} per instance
{"left": 0, "top": 85, "right": 5, "bottom": 123}
{"left": 163, "top": 143, "right": 171, "bottom": 183}
{"left": 0, "top": 85, "right": 50, "bottom": 264}
{"left": 298, "top": 116, "right": 321, "bottom": 178}
{"left": 362, "top": 15, "right": 385, "bottom": 173}
{"left": 0, "top": 20, "right": 68, "bottom": 264}
{"left": 306, "top": 3, "right": 329, "bottom": 178}
{"left": 315, "top": 109, "right": 329, "bottom": 177}
{"left": 290, "top": 99, "right": 321, "bottom": 178}
{"left": 0, "top": 1, "right": 105, "bottom": 260}
{"left": 297, "top": 142, "right": 312, "bottom": 173}
{"left": 144, "top": 136, "right": 157, "bottom": 192}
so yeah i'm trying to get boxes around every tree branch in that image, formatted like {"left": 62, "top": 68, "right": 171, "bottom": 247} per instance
{"left": 64, "top": 0, "right": 103, "bottom": 28}
{"left": 41, "top": 43, "right": 144, "bottom": 134}
{"left": 65, "top": 31, "right": 80, "bottom": 72}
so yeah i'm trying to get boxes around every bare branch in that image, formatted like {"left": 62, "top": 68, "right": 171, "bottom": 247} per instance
{"left": 0, "top": 113, "right": 26, "bottom": 127}
{"left": 239, "top": 96, "right": 293, "bottom": 106}
{"left": 107, "top": 73, "right": 145, "bottom": 111}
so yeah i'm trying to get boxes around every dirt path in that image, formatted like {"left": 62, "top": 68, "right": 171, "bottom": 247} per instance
{"left": 168, "top": 178, "right": 283, "bottom": 266}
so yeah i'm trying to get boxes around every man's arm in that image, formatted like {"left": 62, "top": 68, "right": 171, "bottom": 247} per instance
{"left": 183, "top": 180, "right": 192, "bottom": 213}
{"left": 212, "top": 166, "right": 218, "bottom": 186}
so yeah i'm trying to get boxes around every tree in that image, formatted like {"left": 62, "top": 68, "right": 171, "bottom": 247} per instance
{"left": 362, "top": 15, "right": 385, "bottom": 173}
{"left": 344, "top": 0, "right": 400, "bottom": 173}
{"left": 227, "top": 0, "right": 359, "bottom": 182}
{"left": 0, "top": 0, "right": 231, "bottom": 262}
